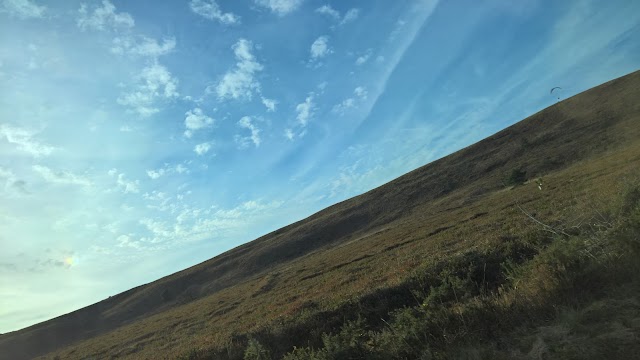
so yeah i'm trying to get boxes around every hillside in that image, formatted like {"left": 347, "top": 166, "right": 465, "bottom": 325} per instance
{"left": 1, "top": 70, "right": 639, "bottom": 359}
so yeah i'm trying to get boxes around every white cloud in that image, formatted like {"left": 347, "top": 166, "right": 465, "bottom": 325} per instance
{"left": 119, "top": 125, "right": 133, "bottom": 132}
{"left": 184, "top": 108, "right": 214, "bottom": 138}
{"left": 194, "top": 142, "right": 212, "bottom": 155}
{"left": 116, "top": 234, "right": 140, "bottom": 249}
{"left": 341, "top": 8, "right": 360, "bottom": 24}
{"left": 111, "top": 36, "right": 176, "bottom": 58}
{"left": 117, "top": 63, "right": 179, "bottom": 116}
{"left": 295, "top": 95, "right": 314, "bottom": 126}
{"left": 175, "top": 164, "right": 188, "bottom": 174}
{"left": 77, "top": 0, "right": 134, "bottom": 32}
{"left": 310, "top": 36, "right": 330, "bottom": 60}
{"left": 254, "top": 0, "right": 302, "bottom": 16}
{"left": 215, "top": 39, "right": 263, "bottom": 101}
{"left": 315, "top": 4, "right": 339, "bottom": 20}
{"left": 332, "top": 86, "right": 368, "bottom": 115}
{"left": 146, "top": 169, "right": 165, "bottom": 180}
{"left": 189, "top": 0, "right": 239, "bottom": 25}
{"left": 236, "top": 116, "right": 261, "bottom": 148}
{"left": 0, "top": 166, "right": 28, "bottom": 196}
{"left": 315, "top": 5, "right": 359, "bottom": 25}
{"left": 332, "top": 98, "right": 355, "bottom": 114}
{"left": 0, "top": 124, "right": 54, "bottom": 157}
{"left": 261, "top": 97, "right": 277, "bottom": 112}
{"left": 284, "top": 128, "right": 294, "bottom": 140}
{"left": 1, "top": 0, "right": 45, "bottom": 19}
{"left": 32, "top": 165, "right": 92, "bottom": 188}
{"left": 146, "top": 163, "right": 190, "bottom": 179}
{"left": 354, "top": 86, "right": 368, "bottom": 99}
{"left": 355, "top": 50, "right": 372, "bottom": 66}
{"left": 116, "top": 173, "right": 139, "bottom": 193}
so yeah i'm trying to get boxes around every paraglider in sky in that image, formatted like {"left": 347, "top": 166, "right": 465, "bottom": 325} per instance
{"left": 550, "top": 86, "right": 562, "bottom": 100}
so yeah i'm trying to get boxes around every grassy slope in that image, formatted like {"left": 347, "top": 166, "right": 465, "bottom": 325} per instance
{"left": 1, "top": 70, "right": 639, "bottom": 359}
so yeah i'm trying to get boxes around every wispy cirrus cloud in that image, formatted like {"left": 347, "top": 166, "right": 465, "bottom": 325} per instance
{"left": 340, "top": 8, "right": 360, "bottom": 24}
{"left": 1, "top": 0, "right": 46, "bottom": 19}
{"left": 254, "top": 0, "right": 302, "bottom": 16}
{"left": 189, "top": 0, "right": 239, "bottom": 25}
{"left": 111, "top": 36, "right": 176, "bottom": 58}
{"left": 77, "top": 0, "right": 134, "bottom": 32}
{"left": 32, "top": 165, "right": 92, "bottom": 188}
{"left": 146, "top": 163, "right": 188, "bottom": 180}
{"left": 0, "top": 166, "right": 28, "bottom": 196}
{"left": 214, "top": 38, "right": 263, "bottom": 101}
{"left": 315, "top": 4, "right": 339, "bottom": 20}
{"left": 0, "top": 124, "right": 54, "bottom": 157}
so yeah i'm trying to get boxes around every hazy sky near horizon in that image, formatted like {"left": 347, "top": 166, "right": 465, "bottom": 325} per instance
{"left": 1, "top": 0, "right": 639, "bottom": 333}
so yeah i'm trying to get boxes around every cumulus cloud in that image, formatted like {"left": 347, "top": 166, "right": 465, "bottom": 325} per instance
{"left": 116, "top": 173, "right": 139, "bottom": 193}
{"left": 146, "top": 163, "right": 190, "bottom": 179}
{"left": 284, "top": 128, "right": 294, "bottom": 141}
{"left": 146, "top": 169, "right": 164, "bottom": 180}
{"left": 189, "top": 0, "right": 239, "bottom": 24}
{"left": 116, "top": 234, "right": 141, "bottom": 249}
{"left": 184, "top": 108, "right": 214, "bottom": 138}
{"left": 295, "top": 95, "right": 314, "bottom": 126}
{"left": 332, "top": 86, "right": 368, "bottom": 115}
{"left": 194, "top": 142, "right": 212, "bottom": 155}
{"left": 32, "top": 165, "right": 92, "bottom": 187}
{"left": 77, "top": 0, "right": 134, "bottom": 32}
{"left": 236, "top": 116, "right": 261, "bottom": 148}
{"left": 111, "top": 36, "right": 176, "bottom": 58}
{"left": 0, "top": 124, "right": 54, "bottom": 157}
{"left": 117, "top": 63, "right": 179, "bottom": 116}
{"left": 254, "top": 0, "right": 302, "bottom": 16}
{"left": 354, "top": 86, "right": 368, "bottom": 99}
{"left": 1, "top": 0, "right": 45, "bottom": 19}
{"left": 261, "top": 97, "right": 277, "bottom": 112}
{"left": 355, "top": 49, "right": 372, "bottom": 66}
{"left": 310, "top": 36, "right": 330, "bottom": 60}
{"left": 215, "top": 38, "right": 263, "bottom": 101}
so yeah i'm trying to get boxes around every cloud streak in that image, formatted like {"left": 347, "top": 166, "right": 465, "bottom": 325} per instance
{"left": 77, "top": 0, "right": 134, "bottom": 32}
{"left": 0, "top": 124, "right": 54, "bottom": 157}
{"left": 189, "top": 0, "right": 239, "bottom": 25}
{"left": 1, "top": 0, "right": 45, "bottom": 18}
{"left": 254, "top": 0, "right": 302, "bottom": 16}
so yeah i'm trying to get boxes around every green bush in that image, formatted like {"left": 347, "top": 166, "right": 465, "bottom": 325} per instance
{"left": 505, "top": 168, "right": 527, "bottom": 186}
{"left": 244, "top": 339, "right": 271, "bottom": 360}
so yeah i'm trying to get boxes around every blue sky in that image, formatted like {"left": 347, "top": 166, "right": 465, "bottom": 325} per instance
{"left": 1, "top": 0, "right": 639, "bottom": 333}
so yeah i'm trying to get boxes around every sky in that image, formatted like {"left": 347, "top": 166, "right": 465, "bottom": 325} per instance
{"left": 1, "top": 0, "right": 639, "bottom": 333}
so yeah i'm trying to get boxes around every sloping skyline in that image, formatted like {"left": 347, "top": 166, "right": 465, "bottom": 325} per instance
{"left": 1, "top": 0, "right": 639, "bottom": 333}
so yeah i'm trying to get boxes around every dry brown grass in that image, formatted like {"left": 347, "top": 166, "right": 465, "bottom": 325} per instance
{"left": 1, "top": 70, "right": 639, "bottom": 360}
